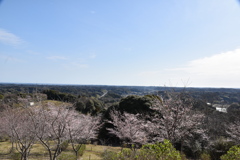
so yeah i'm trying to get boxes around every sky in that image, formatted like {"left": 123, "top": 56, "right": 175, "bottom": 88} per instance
{"left": 1, "top": 0, "right": 240, "bottom": 88}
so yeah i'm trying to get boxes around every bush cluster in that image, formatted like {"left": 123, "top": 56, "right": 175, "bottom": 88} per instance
{"left": 220, "top": 145, "right": 240, "bottom": 160}
{"left": 77, "top": 144, "right": 86, "bottom": 157}
{"left": 102, "top": 140, "right": 182, "bottom": 160}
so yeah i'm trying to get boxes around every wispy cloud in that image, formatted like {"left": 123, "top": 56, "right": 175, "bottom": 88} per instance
{"left": 27, "top": 50, "right": 40, "bottom": 55}
{"left": 138, "top": 71, "right": 160, "bottom": 77}
{"left": 174, "top": 48, "right": 240, "bottom": 76}
{"left": 71, "top": 62, "right": 88, "bottom": 68}
{"left": 89, "top": 53, "right": 96, "bottom": 59}
{"left": 63, "top": 62, "right": 88, "bottom": 70}
{"left": 172, "top": 49, "right": 240, "bottom": 87}
{"left": 0, "top": 28, "right": 25, "bottom": 46}
{"left": 167, "top": 48, "right": 240, "bottom": 87}
{"left": 46, "top": 56, "right": 67, "bottom": 60}
{"left": 124, "top": 47, "right": 133, "bottom": 51}
{"left": 0, "top": 54, "right": 23, "bottom": 63}
{"left": 138, "top": 48, "right": 240, "bottom": 87}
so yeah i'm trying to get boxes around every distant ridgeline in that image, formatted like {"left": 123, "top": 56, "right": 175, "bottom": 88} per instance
{"left": 1, "top": 83, "right": 240, "bottom": 106}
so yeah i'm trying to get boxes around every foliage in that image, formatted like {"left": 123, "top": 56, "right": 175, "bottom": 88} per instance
{"left": 99, "top": 95, "right": 157, "bottom": 144}
{"left": 0, "top": 102, "right": 100, "bottom": 160}
{"left": 102, "top": 150, "right": 119, "bottom": 160}
{"left": 118, "top": 95, "right": 155, "bottom": 114}
{"left": 10, "top": 151, "right": 21, "bottom": 160}
{"left": 31, "top": 104, "right": 99, "bottom": 160}
{"left": 149, "top": 92, "right": 206, "bottom": 146}
{"left": 67, "top": 112, "right": 100, "bottom": 159}
{"left": 0, "top": 107, "right": 36, "bottom": 160}
{"left": 74, "top": 96, "right": 104, "bottom": 115}
{"left": 200, "top": 153, "right": 211, "bottom": 160}
{"left": 138, "top": 140, "right": 182, "bottom": 160}
{"left": 43, "top": 89, "right": 77, "bottom": 102}
{"left": 59, "top": 140, "right": 69, "bottom": 151}
{"left": 226, "top": 109, "right": 240, "bottom": 143}
{"left": 220, "top": 145, "right": 240, "bottom": 160}
{"left": 2, "top": 84, "right": 240, "bottom": 159}
{"left": 209, "top": 137, "right": 235, "bottom": 160}
{"left": 77, "top": 144, "right": 86, "bottom": 157}
{"left": 107, "top": 110, "right": 148, "bottom": 146}
{"left": 102, "top": 140, "right": 182, "bottom": 160}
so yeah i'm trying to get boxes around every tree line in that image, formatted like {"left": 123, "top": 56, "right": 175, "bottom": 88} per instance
{"left": 0, "top": 85, "right": 240, "bottom": 159}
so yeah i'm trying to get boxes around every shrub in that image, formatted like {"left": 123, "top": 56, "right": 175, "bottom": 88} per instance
{"left": 200, "top": 153, "right": 211, "bottom": 160}
{"left": 138, "top": 139, "right": 182, "bottom": 160}
{"left": 221, "top": 145, "right": 240, "bottom": 160}
{"left": 102, "top": 150, "right": 118, "bottom": 160}
{"left": 0, "top": 135, "right": 9, "bottom": 142}
{"left": 60, "top": 140, "right": 69, "bottom": 151}
{"left": 10, "top": 152, "right": 21, "bottom": 160}
{"left": 77, "top": 144, "right": 86, "bottom": 157}
{"left": 209, "top": 137, "right": 235, "bottom": 160}
{"left": 102, "top": 139, "right": 183, "bottom": 160}
{"left": 52, "top": 140, "right": 69, "bottom": 151}
{"left": 102, "top": 148, "right": 136, "bottom": 160}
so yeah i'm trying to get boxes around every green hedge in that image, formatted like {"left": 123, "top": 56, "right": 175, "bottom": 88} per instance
{"left": 221, "top": 145, "right": 240, "bottom": 160}
{"left": 102, "top": 139, "right": 183, "bottom": 160}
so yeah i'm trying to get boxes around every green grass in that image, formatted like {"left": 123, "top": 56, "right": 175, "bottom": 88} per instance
{"left": 0, "top": 141, "right": 121, "bottom": 160}
{"left": 82, "top": 144, "right": 121, "bottom": 160}
{"left": 0, "top": 141, "right": 13, "bottom": 153}
{"left": 35, "top": 100, "right": 72, "bottom": 108}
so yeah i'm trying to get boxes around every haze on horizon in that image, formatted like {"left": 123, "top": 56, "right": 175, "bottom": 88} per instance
{"left": 1, "top": 0, "right": 240, "bottom": 88}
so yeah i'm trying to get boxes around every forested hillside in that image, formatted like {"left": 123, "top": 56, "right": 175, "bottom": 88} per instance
{"left": 0, "top": 83, "right": 240, "bottom": 160}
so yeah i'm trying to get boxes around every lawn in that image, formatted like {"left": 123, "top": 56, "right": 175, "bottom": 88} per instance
{"left": 0, "top": 141, "right": 121, "bottom": 160}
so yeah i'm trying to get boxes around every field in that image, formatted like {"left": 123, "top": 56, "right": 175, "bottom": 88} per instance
{"left": 0, "top": 141, "right": 122, "bottom": 160}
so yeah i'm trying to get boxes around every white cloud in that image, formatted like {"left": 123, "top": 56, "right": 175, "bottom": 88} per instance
{"left": 179, "top": 49, "right": 240, "bottom": 87}
{"left": 46, "top": 56, "right": 67, "bottom": 60}
{"left": 180, "top": 48, "right": 240, "bottom": 76}
{"left": 138, "top": 49, "right": 240, "bottom": 88}
{"left": 0, "top": 28, "right": 24, "bottom": 46}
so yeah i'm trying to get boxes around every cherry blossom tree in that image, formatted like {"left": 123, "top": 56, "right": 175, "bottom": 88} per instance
{"left": 150, "top": 92, "right": 207, "bottom": 150}
{"left": 107, "top": 110, "right": 148, "bottom": 147}
{"left": 28, "top": 102, "right": 100, "bottom": 160}
{"left": 67, "top": 113, "right": 100, "bottom": 159}
{"left": 0, "top": 100, "right": 100, "bottom": 160}
{"left": 227, "top": 119, "right": 240, "bottom": 144}
{"left": 29, "top": 103, "right": 75, "bottom": 160}
{"left": 0, "top": 107, "right": 36, "bottom": 160}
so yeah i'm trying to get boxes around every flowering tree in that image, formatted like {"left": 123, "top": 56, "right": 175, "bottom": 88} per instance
{"left": 28, "top": 102, "right": 100, "bottom": 160}
{"left": 227, "top": 119, "right": 240, "bottom": 144}
{"left": 150, "top": 92, "right": 206, "bottom": 148}
{"left": 0, "top": 100, "right": 100, "bottom": 160}
{"left": 28, "top": 104, "right": 70, "bottom": 160}
{"left": 67, "top": 113, "right": 100, "bottom": 159}
{"left": 0, "top": 107, "right": 36, "bottom": 160}
{"left": 107, "top": 110, "right": 148, "bottom": 147}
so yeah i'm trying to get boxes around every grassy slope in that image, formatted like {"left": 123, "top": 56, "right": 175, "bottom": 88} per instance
{"left": 0, "top": 100, "right": 122, "bottom": 159}
{"left": 0, "top": 141, "right": 121, "bottom": 160}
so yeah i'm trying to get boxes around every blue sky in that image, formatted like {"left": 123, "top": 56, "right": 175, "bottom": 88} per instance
{"left": 1, "top": 0, "right": 240, "bottom": 88}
